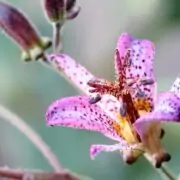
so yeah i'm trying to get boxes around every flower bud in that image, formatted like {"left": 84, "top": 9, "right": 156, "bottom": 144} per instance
{"left": 42, "top": 0, "right": 80, "bottom": 53}
{"left": 0, "top": 2, "right": 52, "bottom": 61}
{"left": 43, "top": 0, "right": 80, "bottom": 53}
{"left": 43, "top": 0, "right": 80, "bottom": 23}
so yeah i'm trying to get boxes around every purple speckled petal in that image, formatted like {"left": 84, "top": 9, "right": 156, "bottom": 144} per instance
{"left": 48, "top": 54, "right": 121, "bottom": 122}
{"left": 116, "top": 33, "right": 156, "bottom": 108}
{"left": 90, "top": 143, "right": 141, "bottom": 159}
{"left": 134, "top": 92, "right": 180, "bottom": 136}
{"left": 49, "top": 54, "right": 94, "bottom": 94}
{"left": 99, "top": 94, "right": 120, "bottom": 118}
{"left": 170, "top": 75, "right": 180, "bottom": 98}
{"left": 46, "top": 95, "right": 125, "bottom": 142}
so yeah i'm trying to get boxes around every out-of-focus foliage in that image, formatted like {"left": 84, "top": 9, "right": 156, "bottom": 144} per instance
{"left": 0, "top": 0, "right": 180, "bottom": 180}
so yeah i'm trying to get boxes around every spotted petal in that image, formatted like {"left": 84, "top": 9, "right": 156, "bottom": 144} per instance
{"left": 49, "top": 54, "right": 93, "bottom": 94}
{"left": 116, "top": 33, "right": 156, "bottom": 108}
{"left": 48, "top": 54, "right": 120, "bottom": 121}
{"left": 170, "top": 75, "right": 180, "bottom": 98}
{"left": 46, "top": 95, "right": 125, "bottom": 142}
{"left": 134, "top": 92, "right": 180, "bottom": 137}
{"left": 90, "top": 143, "right": 141, "bottom": 159}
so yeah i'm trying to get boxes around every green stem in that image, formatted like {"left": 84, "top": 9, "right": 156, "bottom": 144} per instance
{"left": 0, "top": 104, "right": 62, "bottom": 172}
{"left": 53, "top": 22, "right": 63, "bottom": 53}
{"left": 159, "top": 165, "right": 176, "bottom": 180}
{"left": 145, "top": 154, "right": 177, "bottom": 180}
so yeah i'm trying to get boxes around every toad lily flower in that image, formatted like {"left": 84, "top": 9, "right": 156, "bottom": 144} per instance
{"left": 46, "top": 33, "right": 170, "bottom": 168}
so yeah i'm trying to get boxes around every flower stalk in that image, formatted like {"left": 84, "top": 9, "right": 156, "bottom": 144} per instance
{"left": 0, "top": 167, "right": 83, "bottom": 180}
{"left": 160, "top": 165, "right": 176, "bottom": 180}
{"left": 0, "top": 104, "right": 62, "bottom": 172}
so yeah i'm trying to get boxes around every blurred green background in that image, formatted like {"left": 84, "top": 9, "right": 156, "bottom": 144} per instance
{"left": 0, "top": 0, "right": 180, "bottom": 179}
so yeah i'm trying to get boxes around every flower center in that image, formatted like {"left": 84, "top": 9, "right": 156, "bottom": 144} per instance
{"left": 87, "top": 49, "right": 154, "bottom": 144}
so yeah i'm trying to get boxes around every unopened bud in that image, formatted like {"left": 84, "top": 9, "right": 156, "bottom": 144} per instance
{"left": 42, "top": 0, "right": 80, "bottom": 53}
{"left": 0, "top": 2, "right": 52, "bottom": 61}
{"left": 42, "top": 0, "right": 80, "bottom": 23}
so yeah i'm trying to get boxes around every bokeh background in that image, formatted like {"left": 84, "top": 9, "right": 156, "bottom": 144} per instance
{"left": 0, "top": 0, "right": 180, "bottom": 179}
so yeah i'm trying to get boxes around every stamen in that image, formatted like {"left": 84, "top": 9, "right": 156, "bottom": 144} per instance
{"left": 136, "top": 89, "right": 146, "bottom": 99}
{"left": 87, "top": 78, "right": 122, "bottom": 100}
{"left": 87, "top": 48, "right": 153, "bottom": 128}
{"left": 119, "top": 102, "right": 127, "bottom": 117}
{"left": 126, "top": 79, "right": 137, "bottom": 86}
{"left": 140, "top": 78, "right": 154, "bottom": 86}
{"left": 89, "top": 94, "right": 101, "bottom": 104}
